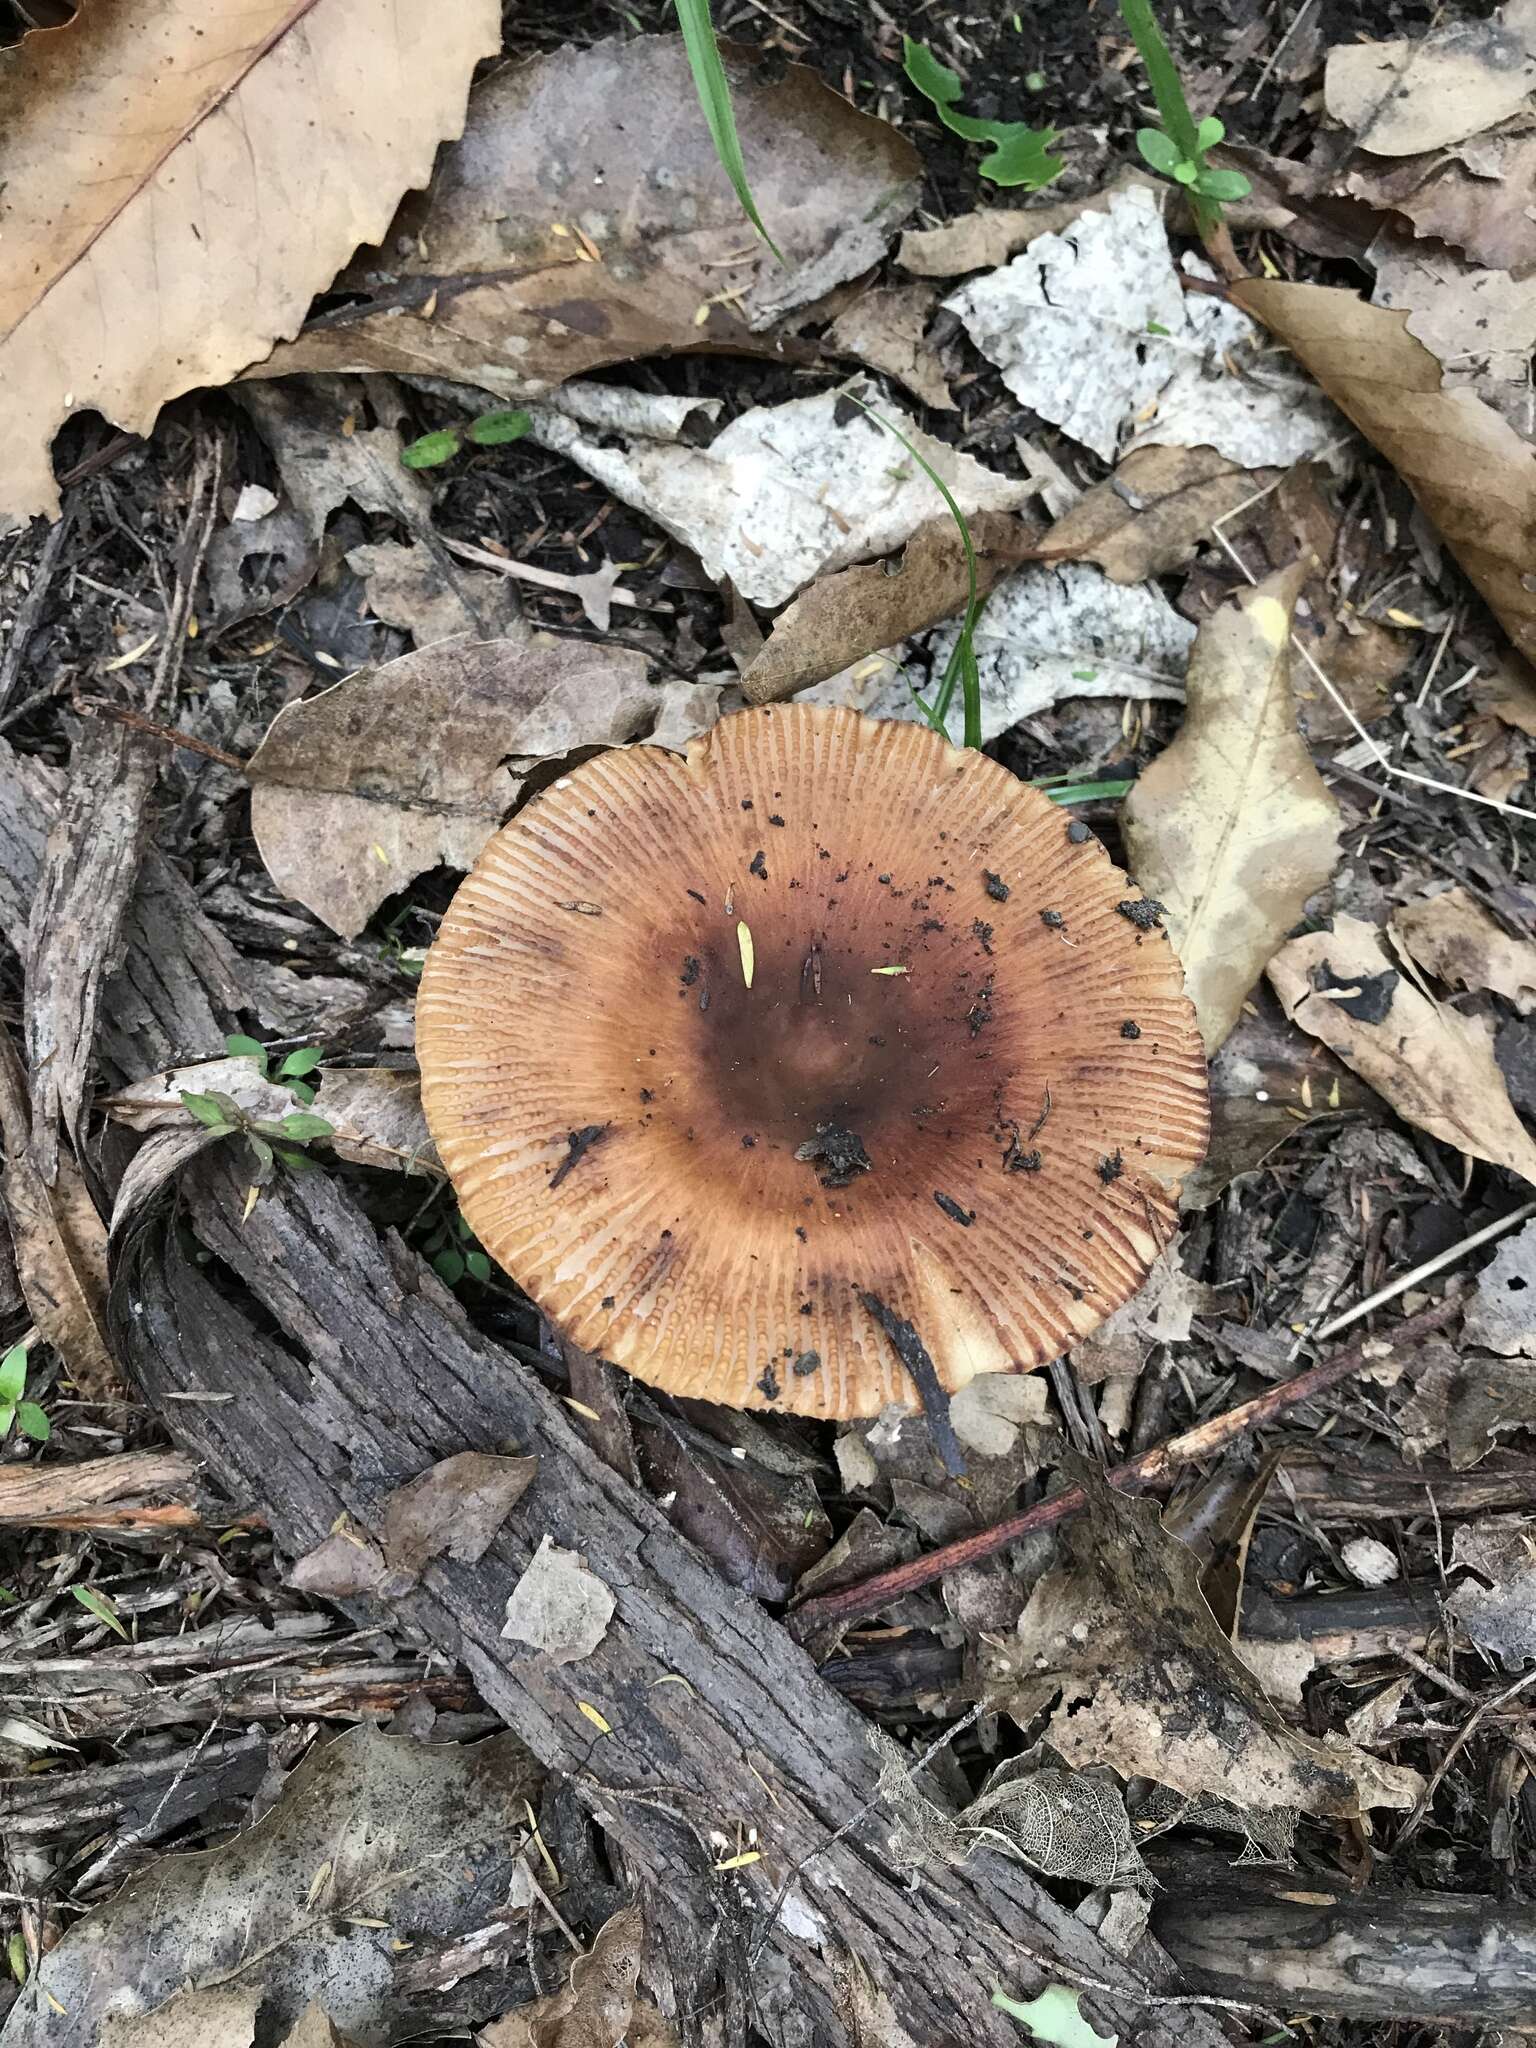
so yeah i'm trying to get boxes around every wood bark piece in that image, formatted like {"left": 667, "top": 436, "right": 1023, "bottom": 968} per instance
{"left": 0, "top": 735, "right": 243, "bottom": 1079}
{"left": 1152, "top": 1851, "right": 1536, "bottom": 2022}
{"left": 109, "top": 1157, "right": 1226, "bottom": 2048}
{"left": 0, "top": 1447, "right": 194, "bottom": 1526}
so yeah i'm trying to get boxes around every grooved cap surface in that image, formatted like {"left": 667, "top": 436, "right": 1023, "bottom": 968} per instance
{"left": 417, "top": 704, "right": 1209, "bottom": 1419}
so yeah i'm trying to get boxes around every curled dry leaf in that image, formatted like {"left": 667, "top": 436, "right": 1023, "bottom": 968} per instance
{"left": 523, "top": 387, "right": 1030, "bottom": 611}
{"left": 253, "top": 35, "right": 919, "bottom": 398}
{"left": 993, "top": 1471, "right": 1424, "bottom": 1818}
{"left": 944, "top": 187, "right": 1339, "bottom": 467}
{"left": 740, "top": 513, "right": 1038, "bottom": 704}
{"left": 1347, "top": 129, "right": 1536, "bottom": 281}
{"left": 1044, "top": 445, "right": 1279, "bottom": 586}
{"left": 1123, "top": 564, "right": 1340, "bottom": 1053}
{"left": 1232, "top": 280, "right": 1536, "bottom": 670}
{"left": 1, "top": 1725, "right": 539, "bottom": 2048}
{"left": 500, "top": 1535, "right": 615, "bottom": 1666}
{"left": 247, "top": 639, "right": 721, "bottom": 938}
{"left": 1324, "top": 8, "right": 1536, "bottom": 157}
{"left": 1391, "top": 886, "right": 1536, "bottom": 1014}
{"left": 0, "top": 0, "right": 499, "bottom": 524}
{"left": 1267, "top": 915, "right": 1536, "bottom": 1184}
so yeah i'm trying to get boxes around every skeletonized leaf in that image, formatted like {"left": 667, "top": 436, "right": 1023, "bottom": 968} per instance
{"left": 1267, "top": 915, "right": 1536, "bottom": 1185}
{"left": 501, "top": 1535, "right": 615, "bottom": 1666}
{"left": 1233, "top": 280, "right": 1536, "bottom": 671}
{"left": 1122, "top": 564, "right": 1340, "bottom": 1052}
{"left": 0, "top": 0, "right": 499, "bottom": 523}
{"left": 1, "top": 1725, "right": 540, "bottom": 2047}
{"left": 246, "top": 640, "right": 720, "bottom": 938}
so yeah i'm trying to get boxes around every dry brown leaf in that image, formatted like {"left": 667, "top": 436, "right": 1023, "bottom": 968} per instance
{"left": 993, "top": 1471, "right": 1423, "bottom": 1817}
{"left": 1324, "top": 10, "right": 1536, "bottom": 157}
{"left": 279, "top": 2008, "right": 365, "bottom": 2048}
{"left": 0, "top": 0, "right": 498, "bottom": 524}
{"left": 1045, "top": 444, "right": 1276, "bottom": 585}
{"left": 1392, "top": 886, "right": 1536, "bottom": 1013}
{"left": 1346, "top": 130, "right": 1536, "bottom": 277}
{"left": 826, "top": 284, "right": 954, "bottom": 410}
{"left": 101, "top": 1987, "right": 259, "bottom": 2048}
{"left": 480, "top": 1906, "right": 673, "bottom": 2048}
{"left": 0, "top": 1022, "right": 115, "bottom": 1397}
{"left": 1234, "top": 280, "right": 1536, "bottom": 669}
{"left": 1476, "top": 656, "right": 1536, "bottom": 737}
{"left": 288, "top": 1450, "right": 536, "bottom": 1599}
{"left": 1369, "top": 227, "right": 1536, "bottom": 369}
{"left": 254, "top": 36, "right": 918, "bottom": 398}
{"left": 740, "top": 513, "right": 1037, "bottom": 705}
{"left": 347, "top": 541, "right": 521, "bottom": 650}
{"left": 896, "top": 173, "right": 1156, "bottom": 278}
{"left": 1267, "top": 914, "right": 1536, "bottom": 1184}
{"left": 246, "top": 639, "right": 720, "bottom": 938}
{"left": 1123, "top": 564, "right": 1340, "bottom": 1053}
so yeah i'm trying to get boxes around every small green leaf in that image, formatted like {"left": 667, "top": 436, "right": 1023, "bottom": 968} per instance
{"left": 1145, "top": 319, "right": 1170, "bottom": 336}
{"left": 179, "top": 1091, "right": 232, "bottom": 1130}
{"left": 16, "top": 1403, "right": 50, "bottom": 1443}
{"left": 274, "top": 1145, "right": 322, "bottom": 1173}
{"left": 278, "top": 1113, "right": 335, "bottom": 1142}
{"left": 245, "top": 1134, "right": 276, "bottom": 1183}
{"left": 465, "top": 1249, "right": 491, "bottom": 1284}
{"left": 904, "top": 36, "right": 1063, "bottom": 190}
{"left": 277, "top": 1046, "right": 324, "bottom": 1078}
{"left": 467, "top": 408, "right": 532, "bottom": 446}
{"left": 454, "top": 1209, "right": 476, "bottom": 1240}
{"left": 1135, "top": 125, "right": 1181, "bottom": 174}
{"left": 434, "top": 1248, "right": 466, "bottom": 1286}
{"left": 1195, "top": 114, "right": 1225, "bottom": 151}
{"left": 1172, "top": 158, "right": 1198, "bottom": 184}
{"left": 206, "top": 1090, "right": 247, "bottom": 1124}
{"left": 72, "top": 1584, "right": 130, "bottom": 1639}
{"left": 0, "top": 1344, "right": 27, "bottom": 1405}
{"left": 6, "top": 1931, "right": 25, "bottom": 1985}
{"left": 401, "top": 428, "right": 463, "bottom": 470}
{"left": 0, "top": 1404, "right": 13, "bottom": 1437}
{"left": 224, "top": 1034, "right": 269, "bottom": 1071}
{"left": 286, "top": 1079, "right": 317, "bottom": 1106}
{"left": 994, "top": 1982, "right": 1118, "bottom": 2048}
{"left": 1194, "top": 165, "right": 1252, "bottom": 201}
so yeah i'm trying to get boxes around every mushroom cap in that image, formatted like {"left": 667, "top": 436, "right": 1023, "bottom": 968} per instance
{"left": 417, "top": 704, "right": 1208, "bottom": 1420}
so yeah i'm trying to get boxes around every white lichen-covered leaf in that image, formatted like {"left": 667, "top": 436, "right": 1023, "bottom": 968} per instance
{"left": 523, "top": 388, "right": 1030, "bottom": 608}
{"left": 944, "top": 185, "right": 1339, "bottom": 466}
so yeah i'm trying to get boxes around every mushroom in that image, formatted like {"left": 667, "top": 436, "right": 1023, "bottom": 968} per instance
{"left": 417, "top": 704, "right": 1208, "bottom": 1423}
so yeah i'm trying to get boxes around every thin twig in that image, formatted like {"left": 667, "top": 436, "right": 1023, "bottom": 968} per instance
{"left": 147, "top": 439, "right": 223, "bottom": 715}
{"left": 0, "top": 509, "right": 73, "bottom": 722}
{"left": 1310, "top": 1201, "right": 1536, "bottom": 1345}
{"left": 1392, "top": 1664, "right": 1536, "bottom": 1852}
{"left": 788, "top": 1292, "right": 1463, "bottom": 1643}
{"left": 71, "top": 697, "right": 248, "bottom": 773}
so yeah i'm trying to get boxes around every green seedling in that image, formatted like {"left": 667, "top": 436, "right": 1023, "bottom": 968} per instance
{"left": 401, "top": 408, "right": 533, "bottom": 471}
{"left": 903, "top": 38, "right": 1063, "bottom": 189}
{"left": 224, "top": 1033, "right": 323, "bottom": 1105}
{"left": 421, "top": 1201, "right": 492, "bottom": 1290}
{"left": 674, "top": 0, "right": 783, "bottom": 259}
{"left": 180, "top": 1086, "right": 334, "bottom": 1189}
{"left": 71, "top": 1583, "right": 129, "bottom": 1640}
{"left": 1120, "top": 0, "right": 1249, "bottom": 238}
{"left": 0, "top": 1343, "right": 49, "bottom": 1444}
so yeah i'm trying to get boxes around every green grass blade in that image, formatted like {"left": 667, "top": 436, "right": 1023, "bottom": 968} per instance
{"left": 674, "top": 0, "right": 783, "bottom": 262}
{"left": 844, "top": 392, "right": 983, "bottom": 749}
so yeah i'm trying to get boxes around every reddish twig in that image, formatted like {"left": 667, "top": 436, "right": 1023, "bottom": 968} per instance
{"left": 72, "top": 695, "right": 248, "bottom": 772}
{"left": 789, "top": 1292, "right": 1463, "bottom": 1645}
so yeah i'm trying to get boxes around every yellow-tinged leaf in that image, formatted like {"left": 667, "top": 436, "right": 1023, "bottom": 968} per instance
{"left": 737, "top": 920, "right": 755, "bottom": 989}
{"left": 713, "top": 1849, "right": 762, "bottom": 1870}
{"left": 577, "top": 1702, "right": 612, "bottom": 1734}
{"left": 1123, "top": 563, "right": 1340, "bottom": 1054}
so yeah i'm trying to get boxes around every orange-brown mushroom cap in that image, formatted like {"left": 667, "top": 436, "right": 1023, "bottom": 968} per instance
{"left": 417, "top": 704, "right": 1208, "bottom": 1421}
